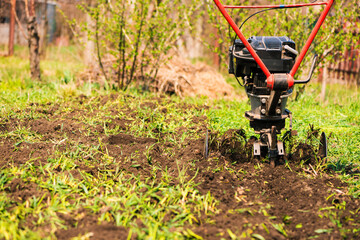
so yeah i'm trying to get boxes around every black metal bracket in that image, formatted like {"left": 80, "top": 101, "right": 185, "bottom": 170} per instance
{"left": 294, "top": 54, "right": 318, "bottom": 84}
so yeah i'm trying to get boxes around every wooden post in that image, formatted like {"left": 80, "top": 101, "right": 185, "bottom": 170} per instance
{"left": 213, "top": 26, "right": 220, "bottom": 69}
{"left": 321, "top": 65, "right": 328, "bottom": 101}
{"left": 40, "top": 0, "right": 49, "bottom": 57}
{"left": 84, "top": 1, "right": 96, "bottom": 67}
{"left": 8, "top": 0, "right": 16, "bottom": 56}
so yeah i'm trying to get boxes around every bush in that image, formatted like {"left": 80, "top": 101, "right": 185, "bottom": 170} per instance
{"left": 76, "top": 0, "right": 201, "bottom": 90}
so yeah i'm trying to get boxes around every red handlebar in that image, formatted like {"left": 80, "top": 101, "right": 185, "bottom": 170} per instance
{"left": 223, "top": 2, "right": 328, "bottom": 9}
{"left": 213, "top": 0, "right": 334, "bottom": 82}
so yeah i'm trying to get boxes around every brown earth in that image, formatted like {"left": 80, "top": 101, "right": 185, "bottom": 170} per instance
{"left": 55, "top": 212, "right": 130, "bottom": 240}
{"left": 0, "top": 94, "right": 359, "bottom": 239}
{"left": 78, "top": 55, "right": 238, "bottom": 99}
{"left": 154, "top": 56, "right": 237, "bottom": 99}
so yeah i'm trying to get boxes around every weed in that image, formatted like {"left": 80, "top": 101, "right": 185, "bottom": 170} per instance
{"left": 271, "top": 223, "right": 288, "bottom": 237}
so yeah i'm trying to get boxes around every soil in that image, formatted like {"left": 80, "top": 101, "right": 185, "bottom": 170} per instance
{"left": 55, "top": 212, "right": 131, "bottom": 240}
{"left": 154, "top": 56, "right": 237, "bottom": 99}
{"left": 78, "top": 55, "right": 238, "bottom": 99}
{"left": 1, "top": 94, "right": 359, "bottom": 239}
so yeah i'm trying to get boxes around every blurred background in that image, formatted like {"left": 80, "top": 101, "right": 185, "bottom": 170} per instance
{"left": 0, "top": 0, "right": 359, "bottom": 98}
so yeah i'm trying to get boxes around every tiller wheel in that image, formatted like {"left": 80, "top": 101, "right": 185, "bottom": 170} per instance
{"left": 213, "top": 0, "right": 334, "bottom": 165}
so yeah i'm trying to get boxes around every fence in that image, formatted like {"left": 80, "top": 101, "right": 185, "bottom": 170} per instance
{"left": 327, "top": 46, "right": 360, "bottom": 85}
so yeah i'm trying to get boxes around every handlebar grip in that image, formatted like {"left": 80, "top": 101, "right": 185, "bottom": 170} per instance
{"left": 284, "top": 45, "right": 299, "bottom": 56}
{"left": 294, "top": 54, "right": 318, "bottom": 84}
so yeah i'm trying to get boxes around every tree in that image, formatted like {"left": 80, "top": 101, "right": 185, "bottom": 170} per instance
{"left": 25, "top": 0, "right": 41, "bottom": 80}
{"left": 8, "top": 0, "right": 42, "bottom": 80}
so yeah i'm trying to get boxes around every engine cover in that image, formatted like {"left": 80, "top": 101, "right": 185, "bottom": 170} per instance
{"left": 229, "top": 36, "right": 296, "bottom": 77}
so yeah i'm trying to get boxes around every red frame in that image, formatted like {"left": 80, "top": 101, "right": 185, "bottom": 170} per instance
{"left": 213, "top": 0, "right": 334, "bottom": 80}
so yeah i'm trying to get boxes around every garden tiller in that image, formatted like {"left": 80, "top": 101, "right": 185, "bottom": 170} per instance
{"left": 213, "top": 0, "right": 332, "bottom": 166}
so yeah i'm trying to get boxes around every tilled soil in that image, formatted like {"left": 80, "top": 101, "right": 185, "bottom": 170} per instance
{"left": 1, "top": 94, "right": 359, "bottom": 239}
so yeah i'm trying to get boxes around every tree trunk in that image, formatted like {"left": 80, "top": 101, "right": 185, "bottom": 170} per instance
{"left": 26, "top": 0, "right": 41, "bottom": 80}
{"left": 28, "top": 16, "right": 41, "bottom": 80}
{"left": 320, "top": 65, "right": 328, "bottom": 101}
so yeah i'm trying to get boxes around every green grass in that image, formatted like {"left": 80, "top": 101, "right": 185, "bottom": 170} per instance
{"left": 0, "top": 45, "right": 359, "bottom": 239}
